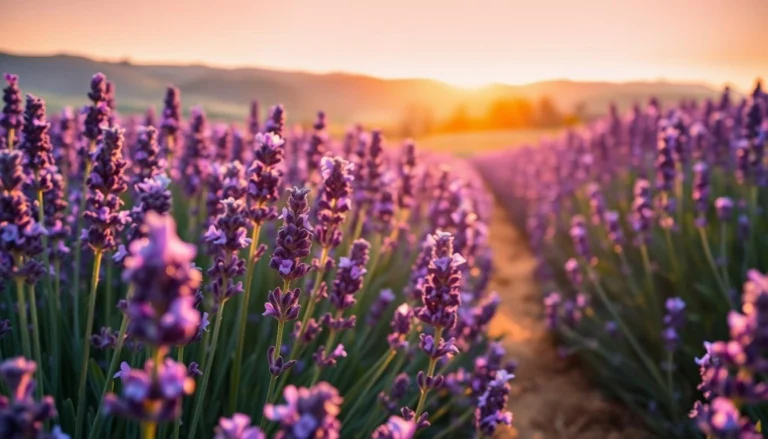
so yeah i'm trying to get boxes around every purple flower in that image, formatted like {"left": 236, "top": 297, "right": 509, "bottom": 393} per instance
{"left": 329, "top": 239, "right": 370, "bottom": 311}
{"left": 0, "top": 319, "right": 10, "bottom": 339}
{"left": 126, "top": 174, "right": 172, "bottom": 244}
{"left": 91, "top": 326, "right": 119, "bottom": 350}
{"left": 124, "top": 212, "right": 201, "bottom": 346}
{"left": 0, "top": 357, "right": 58, "bottom": 438}
{"left": 397, "top": 140, "right": 417, "bottom": 210}
{"left": 312, "top": 344, "right": 347, "bottom": 369}
{"left": 1, "top": 74, "right": 24, "bottom": 142}
{"left": 160, "top": 86, "right": 181, "bottom": 155}
{"left": 265, "top": 104, "right": 285, "bottom": 138}
{"left": 177, "top": 106, "right": 211, "bottom": 199}
{"left": 631, "top": 179, "right": 653, "bottom": 242}
{"left": 41, "top": 165, "right": 70, "bottom": 262}
{"left": 247, "top": 100, "right": 260, "bottom": 137}
{"left": 214, "top": 413, "right": 265, "bottom": 439}
{"left": 379, "top": 373, "right": 410, "bottom": 412}
{"left": 0, "top": 150, "right": 45, "bottom": 283}
{"left": 205, "top": 198, "right": 250, "bottom": 305}
{"left": 19, "top": 94, "right": 55, "bottom": 192}
{"left": 247, "top": 132, "right": 285, "bottom": 225}
{"left": 690, "top": 398, "right": 761, "bottom": 439}
{"left": 372, "top": 416, "right": 416, "bottom": 439}
{"left": 306, "top": 111, "right": 327, "bottom": 182}
{"left": 415, "top": 231, "right": 465, "bottom": 329}
{"left": 474, "top": 370, "right": 514, "bottom": 436}
{"left": 104, "top": 357, "right": 195, "bottom": 422}
{"left": 263, "top": 382, "right": 342, "bottom": 439}
{"left": 214, "top": 124, "right": 233, "bottom": 162}
{"left": 264, "top": 286, "right": 301, "bottom": 322}
{"left": 82, "top": 126, "right": 130, "bottom": 252}
{"left": 206, "top": 161, "right": 246, "bottom": 219}
{"left": 131, "top": 126, "right": 166, "bottom": 188}
{"left": 270, "top": 187, "right": 313, "bottom": 282}
{"left": 315, "top": 156, "right": 354, "bottom": 250}
{"left": 368, "top": 288, "right": 395, "bottom": 326}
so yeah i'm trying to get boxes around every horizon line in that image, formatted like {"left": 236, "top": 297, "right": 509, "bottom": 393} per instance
{"left": 0, "top": 47, "right": 747, "bottom": 93}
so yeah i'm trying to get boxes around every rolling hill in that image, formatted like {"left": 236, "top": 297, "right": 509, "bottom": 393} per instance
{"left": 0, "top": 52, "right": 725, "bottom": 127}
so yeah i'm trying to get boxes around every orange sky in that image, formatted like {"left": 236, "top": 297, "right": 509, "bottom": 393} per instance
{"left": 2, "top": 0, "right": 767, "bottom": 88}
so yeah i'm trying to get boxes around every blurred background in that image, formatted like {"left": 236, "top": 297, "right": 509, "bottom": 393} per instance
{"left": 1, "top": 0, "right": 766, "bottom": 153}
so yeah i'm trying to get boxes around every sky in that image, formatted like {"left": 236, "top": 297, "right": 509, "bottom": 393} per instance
{"left": 2, "top": 0, "right": 767, "bottom": 88}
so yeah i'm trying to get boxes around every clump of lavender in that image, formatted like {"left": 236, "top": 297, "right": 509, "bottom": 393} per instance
{"left": 42, "top": 165, "right": 70, "bottom": 263}
{"left": 474, "top": 370, "right": 514, "bottom": 436}
{"left": 264, "top": 382, "right": 343, "bottom": 439}
{"left": 1, "top": 73, "right": 23, "bottom": 149}
{"left": 265, "top": 104, "right": 285, "bottom": 137}
{"left": 214, "top": 413, "right": 265, "bottom": 439}
{"left": 692, "top": 162, "right": 710, "bottom": 227}
{"left": 328, "top": 239, "right": 370, "bottom": 312}
{"left": 315, "top": 156, "right": 354, "bottom": 252}
{"left": 372, "top": 416, "right": 416, "bottom": 439}
{"left": 125, "top": 175, "right": 172, "bottom": 245}
{"left": 83, "top": 73, "right": 111, "bottom": 147}
{"left": 269, "top": 187, "right": 313, "bottom": 282}
{"left": 178, "top": 106, "right": 211, "bottom": 202}
{"left": 0, "top": 357, "right": 59, "bottom": 438}
{"left": 247, "top": 133, "right": 285, "bottom": 226}
{"left": 306, "top": 111, "right": 327, "bottom": 183}
{"left": 81, "top": 126, "right": 130, "bottom": 252}
{"left": 131, "top": 126, "right": 166, "bottom": 187}
{"left": 104, "top": 357, "right": 195, "bottom": 422}
{"left": 123, "top": 212, "right": 202, "bottom": 347}
{"left": 410, "top": 231, "right": 465, "bottom": 425}
{"left": 206, "top": 161, "right": 246, "bottom": 219}
{"left": 214, "top": 125, "right": 232, "bottom": 163}
{"left": 52, "top": 106, "right": 77, "bottom": 177}
{"left": 160, "top": 86, "right": 182, "bottom": 157}
{"left": 0, "top": 150, "right": 45, "bottom": 285}
{"left": 204, "top": 198, "right": 250, "bottom": 306}
{"left": 19, "top": 94, "right": 55, "bottom": 193}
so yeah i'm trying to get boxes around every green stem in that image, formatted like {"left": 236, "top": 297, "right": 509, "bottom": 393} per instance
{"left": 229, "top": 223, "right": 263, "bottom": 413}
{"left": 88, "top": 286, "right": 134, "bottom": 439}
{"left": 586, "top": 266, "right": 669, "bottom": 396}
{"left": 36, "top": 186, "right": 59, "bottom": 395}
{"left": 698, "top": 228, "right": 730, "bottom": 305}
{"left": 414, "top": 327, "right": 442, "bottom": 420}
{"left": 173, "top": 346, "right": 185, "bottom": 439}
{"left": 27, "top": 284, "right": 44, "bottom": 397}
{"left": 719, "top": 222, "right": 731, "bottom": 294}
{"left": 142, "top": 421, "right": 157, "bottom": 439}
{"left": 432, "top": 407, "right": 474, "bottom": 439}
{"left": 75, "top": 250, "right": 103, "bottom": 439}
{"left": 260, "top": 318, "right": 286, "bottom": 429}
{"left": 14, "top": 275, "right": 32, "bottom": 359}
{"left": 105, "top": 258, "right": 113, "bottom": 327}
{"left": 188, "top": 299, "right": 227, "bottom": 439}
{"left": 72, "top": 149, "right": 94, "bottom": 340}
{"left": 7, "top": 128, "right": 15, "bottom": 150}
{"left": 343, "top": 350, "right": 396, "bottom": 421}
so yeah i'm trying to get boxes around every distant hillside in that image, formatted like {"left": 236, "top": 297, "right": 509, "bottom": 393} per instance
{"left": 0, "top": 52, "right": 724, "bottom": 127}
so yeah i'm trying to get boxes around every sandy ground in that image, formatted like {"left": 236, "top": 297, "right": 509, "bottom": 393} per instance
{"left": 486, "top": 202, "right": 654, "bottom": 439}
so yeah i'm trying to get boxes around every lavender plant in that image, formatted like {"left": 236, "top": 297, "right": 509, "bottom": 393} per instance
{"left": 0, "top": 72, "right": 507, "bottom": 439}
{"left": 475, "top": 80, "right": 768, "bottom": 437}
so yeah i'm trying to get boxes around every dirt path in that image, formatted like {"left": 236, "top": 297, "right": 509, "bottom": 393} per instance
{"left": 487, "top": 201, "right": 653, "bottom": 439}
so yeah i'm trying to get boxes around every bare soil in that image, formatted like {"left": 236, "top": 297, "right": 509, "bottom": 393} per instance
{"left": 486, "top": 202, "right": 655, "bottom": 439}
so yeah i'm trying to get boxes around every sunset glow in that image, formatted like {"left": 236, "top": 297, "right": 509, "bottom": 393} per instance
{"left": 2, "top": 0, "right": 766, "bottom": 88}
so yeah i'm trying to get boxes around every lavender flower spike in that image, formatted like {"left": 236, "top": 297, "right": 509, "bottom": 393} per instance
{"left": 263, "top": 382, "right": 343, "bottom": 439}
{"left": 1, "top": 73, "right": 23, "bottom": 148}
{"left": 270, "top": 187, "right": 313, "bottom": 282}
{"left": 81, "top": 126, "right": 130, "bottom": 252}
{"left": 372, "top": 416, "right": 417, "bottom": 439}
{"left": 475, "top": 370, "right": 515, "bottom": 436}
{"left": 19, "top": 94, "right": 55, "bottom": 193}
{"left": 214, "top": 413, "right": 265, "bottom": 439}
{"left": 315, "top": 156, "right": 354, "bottom": 250}
{"left": 0, "top": 357, "right": 58, "bottom": 438}
{"left": 415, "top": 231, "right": 465, "bottom": 329}
{"left": 123, "top": 212, "right": 202, "bottom": 346}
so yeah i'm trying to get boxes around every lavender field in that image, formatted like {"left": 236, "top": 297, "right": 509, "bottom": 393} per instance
{"left": 1, "top": 2, "right": 767, "bottom": 437}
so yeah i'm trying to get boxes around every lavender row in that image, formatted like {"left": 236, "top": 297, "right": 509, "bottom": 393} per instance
{"left": 474, "top": 81, "right": 768, "bottom": 437}
{"left": 0, "top": 72, "right": 512, "bottom": 438}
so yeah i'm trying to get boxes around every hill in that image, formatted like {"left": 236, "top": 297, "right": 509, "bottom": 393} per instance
{"left": 0, "top": 52, "right": 723, "bottom": 126}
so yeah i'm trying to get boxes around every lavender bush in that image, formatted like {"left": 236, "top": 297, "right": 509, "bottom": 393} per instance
{"left": 0, "top": 72, "right": 512, "bottom": 438}
{"left": 475, "top": 81, "right": 768, "bottom": 437}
